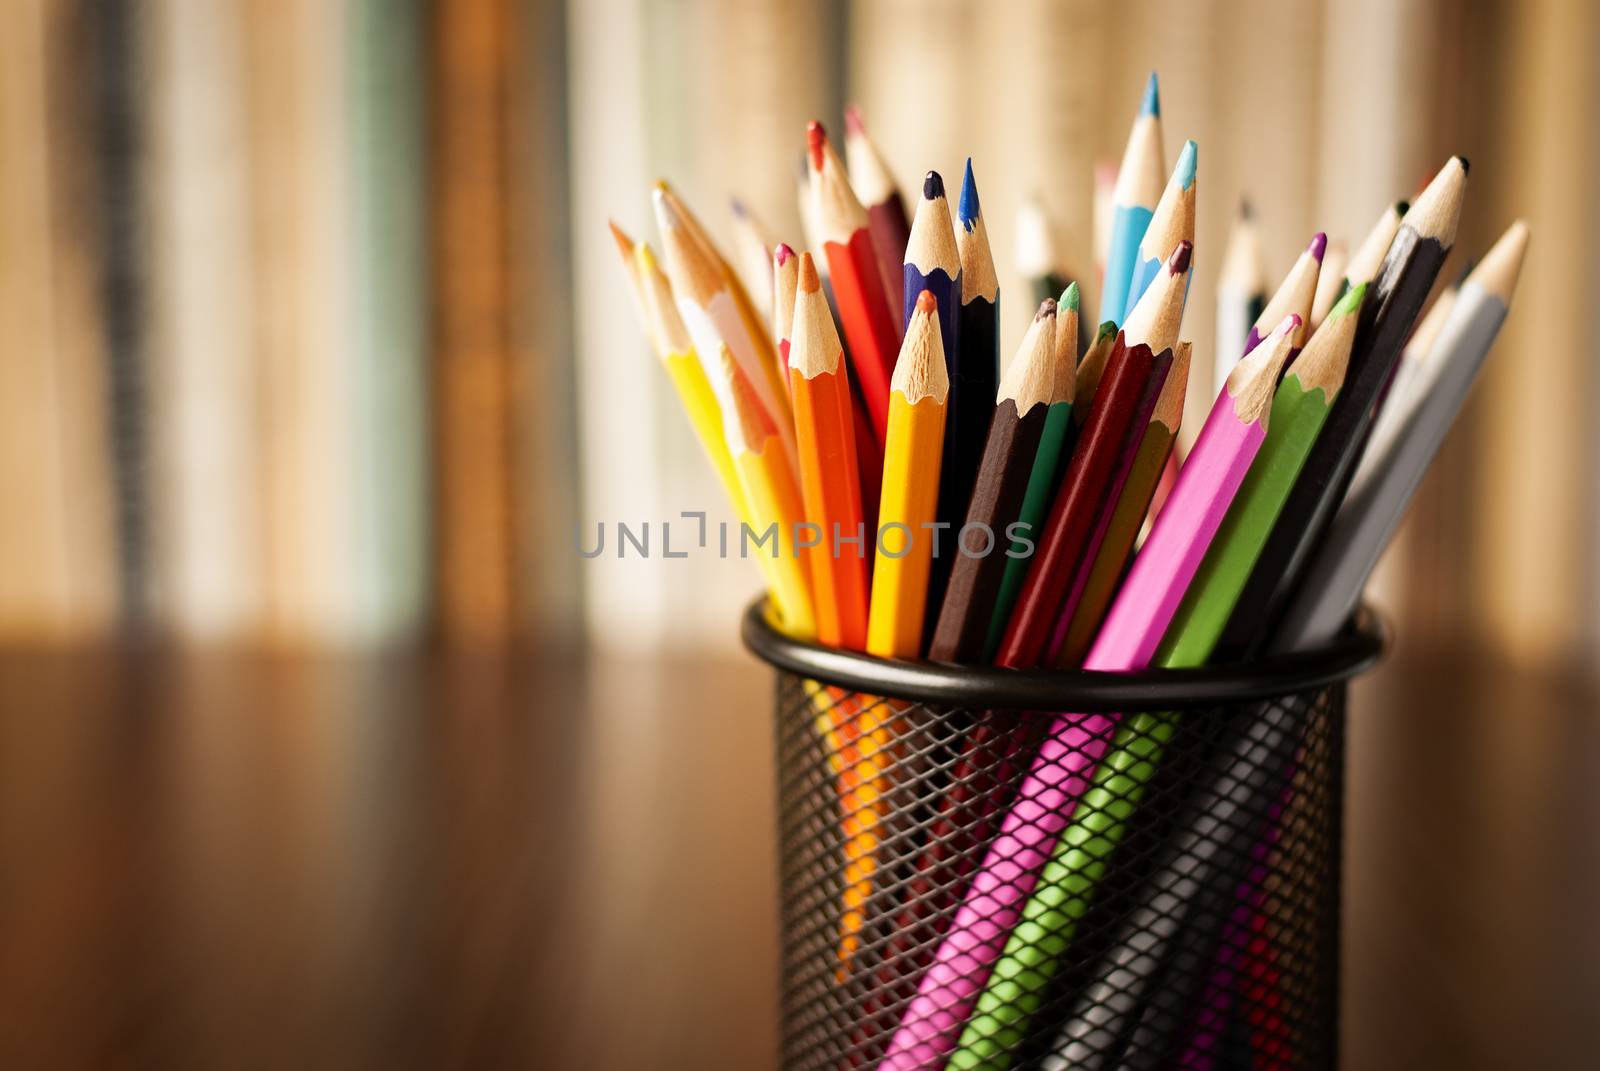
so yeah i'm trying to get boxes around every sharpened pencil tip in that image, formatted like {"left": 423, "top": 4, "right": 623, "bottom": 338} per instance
{"left": 1309, "top": 232, "right": 1328, "bottom": 261}
{"left": 1035, "top": 298, "right": 1057, "bottom": 322}
{"left": 1332, "top": 281, "right": 1368, "bottom": 318}
{"left": 1097, "top": 320, "right": 1119, "bottom": 341}
{"left": 923, "top": 170, "right": 945, "bottom": 200}
{"left": 915, "top": 289, "right": 937, "bottom": 315}
{"left": 1175, "top": 139, "right": 1197, "bottom": 189}
{"left": 607, "top": 219, "right": 635, "bottom": 257}
{"left": 843, "top": 104, "right": 865, "bottom": 137}
{"left": 729, "top": 197, "right": 748, "bottom": 219}
{"left": 796, "top": 251, "right": 822, "bottom": 294}
{"left": 1061, "top": 281, "right": 1081, "bottom": 312}
{"left": 1456, "top": 155, "right": 1470, "bottom": 175}
{"left": 806, "top": 121, "right": 826, "bottom": 172}
{"left": 774, "top": 242, "right": 794, "bottom": 267}
{"left": 1239, "top": 196, "right": 1254, "bottom": 221}
{"left": 1168, "top": 239, "right": 1193, "bottom": 275}
{"left": 958, "top": 158, "right": 981, "bottom": 228}
{"left": 1141, "top": 71, "right": 1160, "bottom": 116}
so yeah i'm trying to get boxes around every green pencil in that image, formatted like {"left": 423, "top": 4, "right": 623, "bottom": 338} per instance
{"left": 946, "top": 284, "right": 1366, "bottom": 1071}
{"left": 983, "top": 284, "right": 1079, "bottom": 660}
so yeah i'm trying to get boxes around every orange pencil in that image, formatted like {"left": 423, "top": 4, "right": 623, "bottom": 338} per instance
{"left": 790, "top": 252, "right": 871, "bottom": 650}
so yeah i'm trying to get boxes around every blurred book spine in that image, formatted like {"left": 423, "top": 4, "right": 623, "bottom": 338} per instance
{"left": 0, "top": 0, "right": 118, "bottom": 639}
{"left": 351, "top": 0, "right": 432, "bottom": 641}
{"left": 147, "top": 0, "right": 263, "bottom": 639}
{"left": 430, "top": 0, "right": 517, "bottom": 645}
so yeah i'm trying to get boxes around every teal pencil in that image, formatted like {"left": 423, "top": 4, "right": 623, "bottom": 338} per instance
{"left": 1122, "top": 138, "right": 1196, "bottom": 320}
{"left": 984, "top": 283, "right": 1079, "bottom": 659}
{"left": 1098, "top": 72, "right": 1165, "bottom": 323}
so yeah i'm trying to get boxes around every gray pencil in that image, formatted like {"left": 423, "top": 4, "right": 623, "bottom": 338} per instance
{"left": 1275, "top": 220, "right": 1530, "bottom": 650}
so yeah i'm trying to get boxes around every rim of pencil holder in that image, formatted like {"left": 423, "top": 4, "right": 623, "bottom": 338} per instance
{"left": 741, "top": 597, "right": 1387, "bottom": 712}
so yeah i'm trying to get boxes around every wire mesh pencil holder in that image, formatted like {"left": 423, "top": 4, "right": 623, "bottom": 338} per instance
{"left": 743, "top": 599, "right": 1385, "bottom": 1071}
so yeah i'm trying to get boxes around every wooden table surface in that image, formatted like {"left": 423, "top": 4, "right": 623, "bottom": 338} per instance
{"left": 0, "top": 639, "right": 1595, "bottom": 1069}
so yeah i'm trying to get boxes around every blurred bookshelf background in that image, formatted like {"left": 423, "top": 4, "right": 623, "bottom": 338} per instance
{"left": 1, "top": 0, "right": 1596, "bottom": 671}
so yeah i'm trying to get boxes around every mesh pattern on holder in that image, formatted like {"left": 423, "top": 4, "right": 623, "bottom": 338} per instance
{"left": 772, "top": 676, "right": 1345, "bottom": 1071}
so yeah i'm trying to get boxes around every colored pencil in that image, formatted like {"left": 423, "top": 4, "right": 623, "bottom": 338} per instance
{"left": 1242, "top": 231, "right": 1325, "bottom": 357}
{"left": 1340, "top": 199, "right": 1408, "bottom": 300}
{"left": 1017, "top": 193, "right": 1069, "bottom": 306}
{"left": 830, "top": 290, "right": 944, "bottom": 978}
{"left": 868, "top": 290, "right": 950, "bottom": 658}
{"left": 928, "top": 300, "right": 1059, "bottom": 663}
{"left": 903, "top": 171, "right": 961, "bottom": 366}
{"left": 896, "top": 315, "right": 1297, "bottom": 1071}
{"left": 1214, "top": 198, "right": 1265, "bottom": 405}
{"left": 924, "top": 159, "right": 1001, "bottom": 645}
{"left": 1042, "top": 243, "right": 1195, "bottom": 665}
{"left": 611, "top": 233, "right": 747, "bottom": 532}
{"left": 809, "top": 120, "right": 902, "bottom": 444}
{"left": 1073, "top": 320, "right": 1120, "bottom": 415}
{"left": 790, "top": 251, "right": 871, "bottom": 652}
{"left": 997, "top": 239, "right": 1191, "bottom": 671}
{"left": 844, "top": 103, "right": 912, "bottom": 306}
{"left": 729, "top": 196, "right": 778, "bottom": 322}
{"left": 654, "top": 181, "right": 787, "bottom": 415}
{"left": 1052, "top": 338, "right": 1192, "bottom": 667}
{"left": 654, "top": 187, "right": 794, "bottom": 460}
{"left": 1308, "top": 238, "right": 1348, "bottom": 330}
{"left": 1353, "top": 269, "right": 1461, "bottom": 493}
{"left": 1099, "top": 72, "right": 1165, "bottom": 323}
{"left": 1165, "top": 287, "right": 1365, "bottom": 663}
{"left": 716, "top": 346, "right": 815, "bottom": 639}
{"left": 1023, "top": 313, "right": 1300, "bottom": 1070}
{"left": 1213, "top": 155, "right": 1467, "bottom": 659}
{"left": 1278, "top": 219, "right": 1526, "bottom": 649}
{"left": 1123, "top": 138, "right": 1197, "bottom": 320}
{"left": 772, "top": 241, "right": 799, "bottom": 392}
{"left": 984, "top": 284, "right": 1080, "bottom": 659}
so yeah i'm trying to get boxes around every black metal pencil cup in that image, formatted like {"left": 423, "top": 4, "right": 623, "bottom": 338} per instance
{"left": 743, "top": 600, "right": 1385, "bottom": 1071}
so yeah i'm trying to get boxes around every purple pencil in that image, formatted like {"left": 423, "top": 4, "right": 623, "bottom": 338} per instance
{"left": 876, "top": 314, "right": 1300, "bottom": 1071}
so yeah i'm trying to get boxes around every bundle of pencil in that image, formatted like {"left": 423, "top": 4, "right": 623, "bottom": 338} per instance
{"left": 608, "top": 79, "right": 1517, "bottom": 1068}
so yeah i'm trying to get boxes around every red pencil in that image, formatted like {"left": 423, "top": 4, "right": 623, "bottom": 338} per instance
{"left": 808, "top": 120, "right": 903, "bottom": 445}
{"left": 997, "top": 241, "right": 1192, "bottom": 669}
{"left": 844, "top": 104, "right": 912, "bottom": 311}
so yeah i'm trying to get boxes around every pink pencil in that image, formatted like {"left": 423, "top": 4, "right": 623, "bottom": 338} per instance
{"left": 876, "top": 314, "right": 1300, "bottom": 1071}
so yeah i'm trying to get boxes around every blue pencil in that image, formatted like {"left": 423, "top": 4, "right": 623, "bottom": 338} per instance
{"left": 1098, "top": 72, "right": 1166, "bottom": 323}
{"left": 1122, "top": 138, "right": 1197, "bottom": 320}
{"left": 903, "top": 171, "right": 961, "bottom": 363}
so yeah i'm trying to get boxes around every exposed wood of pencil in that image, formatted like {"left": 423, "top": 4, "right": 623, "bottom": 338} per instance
{"left": 809, "top": 121, "right": 901, "bottom": 445}
{"left": 1123, "top": 138, "right": 1197, "bottom": 320}
{"left": 1099, "top": 71, "right": 1165, "bottom": 323}
{"left": 844, "top": 104, "right": 911, "bottom": 310}
{"left": 1244, "top": 231, "right": 1326, "bottom": 355}
{"left": 1214, "top": 197, "right": 1266, "bottom": 398}
{"left": 903, "top": 171, "right": 961, "bottom": 360}
{"left": 1309, "top": 239, "right": 1349, "bottom": 329}
{"left": 789, "top": 253, "right": 870, "bottom": 652}
{"left": 1017, "top": 193, "right": 1068, "bottom": 304}
{"left": 1213, "top": 155, "right": 1467, "bottom": 659}
{"left": 771, "top": 242, "right": 798, "bottom": 395}
{"left": 1278, "top": 218, "right": 1526, "bottom": 649}
{"left": 653, "top": 188, "right": 794, "bottom": 465}
{"left": 654, "top": 182, "right": 788, "bottom": 416}
{"left": 1072, "top": 320, "right": 1120, "bottom": 425}
{"left": 1340, "top": 199, "right": 1408, "bottom": 297}
{"left": 928, "top": 300, "right": 1058, "bottom": 663}
{"left": 1162, "top": 284, "right": 1365, "bottom": 667}
{"left": 984, "top": 284, "right": 1080, "bottom": 659}
{"left": 728, "top": 197, "right": 776, "bottom": 322}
